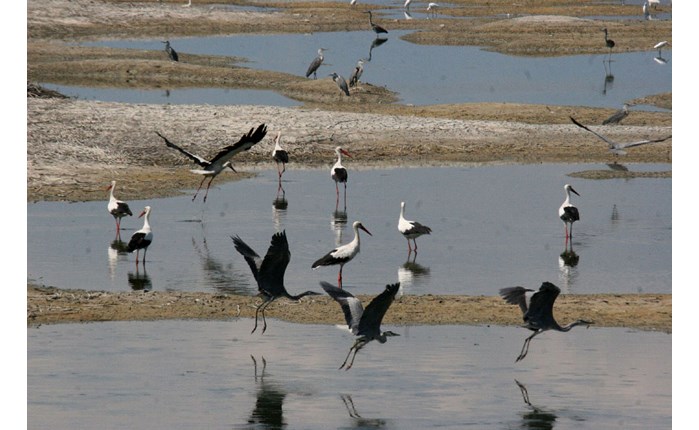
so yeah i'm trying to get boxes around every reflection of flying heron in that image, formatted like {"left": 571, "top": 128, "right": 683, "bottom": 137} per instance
{"left": 313, "top": 221, "right": 372, "bottom": 289}
{"left": 127, "top": 206, "right": 153, "bottom": 265}
{"left": 162, "top": 40, "right": 179, "bottom": 62}
{"left": 364, "top": 11, "right": 388, "bottom": 37}
{"left": 306, "top": 48, "right": 326, "bottom": 79}
{"left": 272, "top": 131, "right": 289, "bottom": 180}
{"left": 349, "top": 59, "right": 365, "bottom": 88}
{"left": 330, "top": 72, "right": 350, "bottom": 96}
{"left": 570, "top": 116, "right": 672, "bottom": 156}
{"left": 107, "top": 180, "right": 132, "bottom": 236}
{"left": 340, "top": 394, "right": 388, "bottom": 426}
{"left": 321, "top": 281, "right": 400, "bottom": 370}
{"left": 156, "top": 123, "right": 267, "bottom": 202}
{"left": 500, "top": 282, "right": 593, "bottom": 362}
{"left": 558, "top": 184, "right": 580, "bottom": 241}
{"left": 602, "top": 103, "right": 629, "bottom": 125}
{"left": 398, "top": 201, "right": 432, "bottom": 254}
{"left": 514, "top": 379, "right": 558, "bottom": 429}
{"left": 249, "top": 356, "right": 287, "bottom": 428}
{"left": 232, "top": 231, "right": 320, "bottom": 334}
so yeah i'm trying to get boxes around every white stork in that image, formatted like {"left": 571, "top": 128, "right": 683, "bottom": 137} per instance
{"left": 127, "top": 206, "right": 153, "bottom": 265}
{"left": 312, "top": 221, "right": 372, "bottom": 289}
{"left": 106, "top": 180, "right": 132, "bottom": 235}
{"left": 156, "top": 123, "right": 267, "bottom": 202}
{"left": 272, "top": 131, "right": 289, "bottom": 180}
{"left": 331, "top": 146, "right": 352, "bottom": 203}
{"left": 558, "top": 184, "right": 580, "bottom": 240}
{"left": 398, "top": 201, "right": 432, "bottom": 254}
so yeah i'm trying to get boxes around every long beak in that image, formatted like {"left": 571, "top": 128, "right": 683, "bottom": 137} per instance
{"left": 106, "top": 184, "right": 113, "bottom": 191}
{"left": 360, "top": 225, "right": 372, "bottom": 236}
{"left": 341, "top": 149, "right": 352, "bottom": 158}
{"left": 570, "top": 187, "right": 580, "bottom": 197}
{"left": 138, "top": 210, "right": 146, "bottom": 218}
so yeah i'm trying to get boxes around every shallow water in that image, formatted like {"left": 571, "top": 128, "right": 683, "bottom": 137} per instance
{"left": 27, "top": 164, "right": 671, "bottom": 296}
{"left": 27, "top": 319, "right": 671, "bottom": 429}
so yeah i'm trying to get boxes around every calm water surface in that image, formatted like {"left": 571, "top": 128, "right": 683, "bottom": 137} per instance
{"left": 27, "top": 164, "right": 671, "bottom": 296}
{"left": 27, "top": 320, "right": 671, "bottom": 429}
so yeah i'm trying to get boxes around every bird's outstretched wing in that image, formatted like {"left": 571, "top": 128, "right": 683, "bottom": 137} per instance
{"left": 570, "top": 117, "right": 671, "bottom": 150}
{"left": 570, "top": 117, "right": 617, "bottom": 149}
{"left": 356, "top": 283, "right": 400, "bottom": 336}
{"left": 257, "top": 231, "right": 291, "bottom": 293}
{"left": 209, "top": 123, "right": 268, "bottom": 164}
{"left": 231, "top": 235, "right": 262, "bottom": 284}
{"left": 523, "top": 282, "right": 561, "bottom": 327}
{"left": 499, "top": 286, "right": 534, "bottom": 316}
{"left": 618, "top": 135, "right": 672, "bottom": 149}
{"left": 321, "top": 282, "right": 364, "bottom": 334}
{"left": 156, "top": 131, "right": 210, "bottom": 167}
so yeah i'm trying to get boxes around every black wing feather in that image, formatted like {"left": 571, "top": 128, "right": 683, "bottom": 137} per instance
{"left": 357, "top": 283, "right": 400, "bottom": 336}
{"left": 209, "top": 123, "right": 268, "bottom": 164}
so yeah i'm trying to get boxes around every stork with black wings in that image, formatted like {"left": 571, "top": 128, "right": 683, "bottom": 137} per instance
{"left": 156, "top": 123, "right": 267, "bottom": 202}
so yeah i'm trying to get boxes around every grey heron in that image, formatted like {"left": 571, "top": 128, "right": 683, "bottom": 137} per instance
{"left": 107, "top": 180, "right": 132, "bottom": 236}
{"left": 312, "top": 221, "right": 372, "bottom": 289}
{"left": 570, "top": 116, "right": 671, "bottom": 156}
{"left": 306, "top": 48, "right": 326, "bottom": 79}
{"left": 558, "top": 184, "right": 580, "bottom": 240}
{"left": 602, "top": 103, "right": 629, "bottom": 125}
{"left": 127, "top": 206, "right": 153, "bottom": 265}
{"left": 330, "top": 72, "right": 350, "bottom": 96}
{"left": 329, "top": 146, "right": 351, "bottom": 205}
{"left": 321, "top": 281, "right": 400, "bottom": 370}
{"left": 364, "top": 11, "right": 388, "bottom": 36}
{"left": 499, "top": 282, "right": 593, "bottom": 362}
{"left": 156, "top": 123, "right": 267, "bottom": 202}
{"left": 162, "top": 40, "right": 179, "bottom": 62}
{"left": 232, "top": 231, "right": 320, "bottom": 334}
{"left": 398, "top": 201, "right": 432, "bottom": 254}
{"left": 272, "top": 131, "right": 289, "bottom": 180}
{"left": 349, "top": 60, "right": 365, "bottom": 88}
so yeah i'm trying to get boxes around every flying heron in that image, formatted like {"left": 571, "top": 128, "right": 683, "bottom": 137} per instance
{"left": 500, "top": 282, "right": 593, "bottom": 362}
{"left": 232, "top": 231, "right": 320, "bottom": 334}
{"left": 570, "top": 116, "right": 671, "bottom": 156}
{"left": 321, "top": 281, "right": 401, "bottom": 370}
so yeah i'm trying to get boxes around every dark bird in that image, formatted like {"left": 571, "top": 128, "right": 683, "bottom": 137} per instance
{"left": 321, "top": 281, "right": 400, "bottom": 370}
{"left": 602, "top": 103, "right": 629, "bottom": 125}
{"left": 570, "top": 116, "right": 671, "bottom": 156}
{"left": 365, "top": 11, "right": 388, "bottom": 36}
{"left": 330, "top": 72, "right": 350, "bottom": 96}
{"left": 156, "top": 123, "right": 267, "bottom": 202}
{"left": 603, "top": 28, "right": 615, "bottom": 56}
{"left": 558, "top": 184, "right": 580, "bottom": 240}
{"left": 312, "top": 221, "right": 372, "bottom": 289}
{"left": 499, "top": 282, "right": 593, "bottom": 362}
{"left": 349, "top": 60, "right": 365, "bottom": 88}
{"left": 306, "top": 48, "right": 326, "bottom": 79}
{"left": 127, "top": 206, "right": 153, "bottom": 265}
{"left": 331, "top": 146, "right": 351, "bottom": 204}
{"left": 398, "top": 201, "right": 432, "bottom": 254}
{"left": 272, "top": 131, "right": 289, "bottom": 180}
{"left": 106, "top": 180, "right": 132, "bottom": 235}
{"left": 232, "top": 231, "right": 320, "bottom": 334}
{"left": 162, "top": 40, "right": 179, "bottom": 62}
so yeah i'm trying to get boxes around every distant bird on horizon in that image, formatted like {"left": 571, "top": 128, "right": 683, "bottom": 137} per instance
{"left": 322, "top": 281, "right": 401, "bottom": 370}
{"left": 162, "top": 40, "right": 179, "bottom": 62}
{"left": 559, "top": 184, "right": 580, "bottom": 240}
{"left": 107, "top": 180, "right": 132, "bottom": 236}
{"left": 602, "top": 103, "right": 629, "bottom": 125}
{"left": 500, "top": 282, "right": 593, "bottom": 362}
{"left": 127, "top": 206, "right": 153, "bottom": 265}
{"left": 306, "top": 48, "right": 326, "bottom": 79}
{"left": 398, "top": 201, "right": 432, "bottom": 254}
{"left": 312, "top": 221, "right": 372, "bottom": 289}
{"left": 570, "top": 116, "right": 672, "bottom": 156}
{"left": 330, "top": 72, "right": 350, "bottom": 96}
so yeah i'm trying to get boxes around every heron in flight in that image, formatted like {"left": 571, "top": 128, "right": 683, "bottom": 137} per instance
{"left": 232, "top": 231, "right": 320, "bottom": 334}
{"left": 500, "top": 282, "right": 593, "bottom": 362}
{"left": 570, "top": 116, "right": 671, "bottom": 156}
{"left": 321, "top": 281, "right": 401, "bottom": 370}
{"left": 156, "top": 123, "right": 267, "bottom": 202}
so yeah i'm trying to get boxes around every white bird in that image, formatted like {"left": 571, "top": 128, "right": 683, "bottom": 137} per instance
{"left": 306, "top": 48, "right": 326, "bottom": 79}
{"left": 404, "top": 0, "right": 412, "bottom": 9}
{"left": 331, "top": 146, "right": 352, "bottom": 202}
{"left": 272, "top": 131, "right": 289, "bottom": 180}
{"left": 398, "top": 201, "right": 432, "bottom": 254}
{"left": 427, "top": 2, "right": 439, "bottom": 13}
{"left": 156, "top": 123, "right": 267, "bottom": 202}
{"left": 570, "top": 116, "right": 672, "bottom": 156}
{"left": 106, "top": 180, "right": 132, "bottom": 235}
{"left": 350, "top": 0, "right": 357, "bottom": 5}
{"left": 602, "top": 103, "right": 629, "bottom": 125}
{"left": 349, "top": 60, "right": 365, "bottom": 88}
{"left": 321, "top": 281, "right": 400, "bottom": 370}
{"left": 654, "top": 40, "right": 669, "bottom": 55}
{"left": 312, "top": 221, "right": 372, "bottom": 289}
{"left": 127, "top": 206, "right": 153, "bottom": 265}
{"left": 182, "top": 0, "right": 192, "bottom": 7}
{"left": 558, "top": 184, "right": 580, "bottom": 240}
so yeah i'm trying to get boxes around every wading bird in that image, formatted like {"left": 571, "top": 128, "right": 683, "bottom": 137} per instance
{"left": 365, "top": 11, "right": 388, "bottom": 36}
{"left": 427, "top": 2, "right": 439, "bottom": 14}
{"left": 272, "top": 132, "right": 289, "bottom": 180}
{"left": 321, "top": 281, "right": 400, "bottom": 370}
{"left": 499, "top": 282, "right": 593, "bottom": 362}
{"left": 306, "top": 48, "right": 326, "bottom": 79}
{"left": 107, "top": 180, "right": 132, "bottom": 235}
{"left": 349, "top": 60, "right": 365, "bottom": 88}
{"left": 313, "top": 221, "right": 372, "bottom": 289}
{"left": 330, "top": 72, "right": 350, "bottom": 96}
{"left": 162, "top": 40, "right": 179, "bottom": 62}
{"left": 602, "top": 103, "right": 629, "bottom": 125}
{"left": 232, "top": 231, "right": 320, "bottom": 334}
{"left": 559, "top": 184, "right": 580, "bottom": 240}
{"left": 570, "top": 116, "right": 671, "bottom": 156}
{"left": 128, "top": 206, "right": 153, "bottom": 265}
{"left": 603, "top": 28, "right": 615, "bottom": 57}
{"left": 330, "top": 146, "right": 352, "bottom": 204}
{"left": 156, "top": 123, "right": 267, "bottom": 202}
{"left": 398, "top": 201, "right": 432, "bottom": 254}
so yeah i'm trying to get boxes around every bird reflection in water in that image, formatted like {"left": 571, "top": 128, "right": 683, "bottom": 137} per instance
{"left": 602, "top": 59, "right": 614, "bottom": 95}
{"left": 273, "top": 185, "right": 288, "bottom": 232}
{"left": 558, "top": 240, "right": 579, "bottom": 293}
{"left": 191, "top": 233, "right": 250, "bottom": 296}
{"left": 514, "top": 379, "right": 558, "bottom": 430}
{"left": 108, "top": 239, "right": 130, "bottom": 280}
{"left": 397, "top": 254, "right": 431, "bottom": 291}
{"left": 340, "top": 394, "right": 387, "bottom": 428}
{"left": 331, "top": 208, "right": 348, "bottom": 246}
{"left": 367, "top": 37, "right": 388, "bottom": 62}
{"left": 127, "top": 265, "right": 152, "bottom": 291}
{"left": 246, "top": 355, "right": 287, "bottom": 430}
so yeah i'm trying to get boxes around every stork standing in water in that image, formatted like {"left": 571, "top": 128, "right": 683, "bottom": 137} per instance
{"left": 272, "top": 132, "right": 289, "bottom": 181}
{"left": 331, "top": 146, "right": 352, "bottom": 206}
{"left": 364, "top": 11, "right": 388, "bottom": 37}
{"left": 312, "top": 221, "right": 372, "bottom": 289}
{"left": 232, "top": 231, "right": 320, "bottom": 334}
{"left": 570, "top": 116, "right": 671, "bottom": 156}
{"left": 499, "top": 282, "right": 593, "bottom": 362}
{"left": 398, "top": 201, "right": 432, "bottom": 254}
{"left": 321, "top": 281, "right": 400, "bottom": 370}
{"left": 107, "top": 180, "right": 132, "bottom": 236}
{"left": 156, "top": 123, "right": 267, "bottom": 202}
{"left": 127, "top": 206, "right": 153, "bottom": 265}
{"left": 306, "top": 48, "right": 326, "bottom": 79}
{"left": 559, "top": 184, "right": 580, "bottom": 241}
